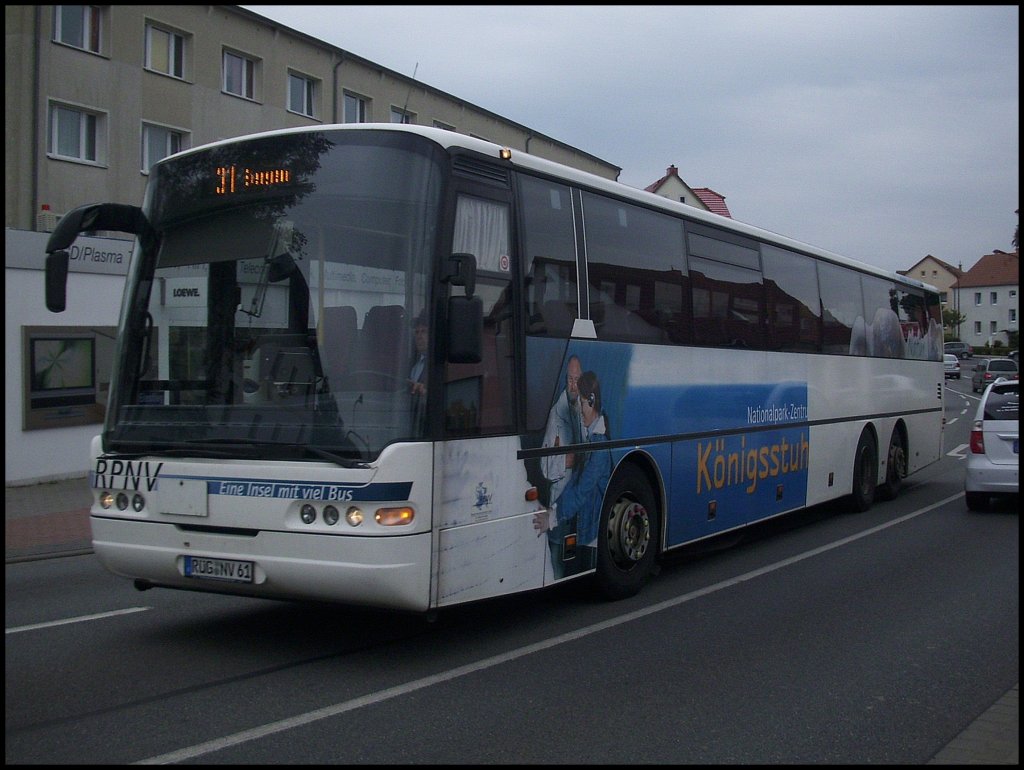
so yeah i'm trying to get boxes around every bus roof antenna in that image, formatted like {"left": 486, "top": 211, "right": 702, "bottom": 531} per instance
{"left": 401, "top": 62, "right": 419, "bottom": 123}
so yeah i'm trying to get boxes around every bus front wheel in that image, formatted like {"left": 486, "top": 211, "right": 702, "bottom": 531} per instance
{"left": 595, "top": 466, "right": 659, "bottom": 600}
{"left": 849, "top": 430, "right": 878, "bottom": 512}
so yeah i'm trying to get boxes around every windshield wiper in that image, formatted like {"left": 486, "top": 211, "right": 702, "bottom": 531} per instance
{"left": 178, "top": 437, "right": 370, "bottom": 468}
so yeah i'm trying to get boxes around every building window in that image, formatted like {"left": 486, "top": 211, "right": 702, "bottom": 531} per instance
{"left": 990, "top": 321, "right": 998, "bottom": 334}
{"left": 973, "top": 321, "right": 982, "bottom": 335}
{"left": 1010, "top": 308, "right": 1017, "bottom": 324}
{"left": 288, "top": 73, "right": 316, "bottom": 117}
{"left": 974, "top": 292, "right": 982, "bottom": 306}
{"left": 390, "top": 107, "right": 414, "bottom": 124}
{"left": 48, "top": 102, "right": 103, "bottom": 163}
{"left": 142, "top": 123, "right": 186, "bottom": 173}
{"left": 54, "top": 5, "right": 101, "bottom": 53}
{"left": 223, "top": 50, "right": 256, "bottom": 99}
{"left": 145, "top": 23, "right": 186, "bottom": 79}
{"left": 990, "top": 291, "right": 998, "bottom": 305}
{"left": 432, "top": 120, "right": 456, "bottom": 131}
{"left": 343, "top": 93, "right": 367, "bottom": 123}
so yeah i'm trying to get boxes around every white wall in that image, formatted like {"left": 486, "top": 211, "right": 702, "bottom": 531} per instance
{"left": 5, "top": 230, "right": 128, "bottom": 485}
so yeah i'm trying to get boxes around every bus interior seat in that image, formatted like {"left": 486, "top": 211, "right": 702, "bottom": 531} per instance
{"left": 357, "top": 305, "right": 407, "bottom": 385}
{"left": 320, "top": 305, "right": 358, "bottom": 380}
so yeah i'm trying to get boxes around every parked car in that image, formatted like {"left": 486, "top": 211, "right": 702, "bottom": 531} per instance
{"left": 971, "top": 357, "right": 1019, "bottom": 393}
{"left": 943, "top": 354, "right": 961, "bottom": 379}
{"left": 965, "top": 379, "right": 1019, "bottom": 510}
{"left": 944, "top": 341, "right": 973, "bottom": 359}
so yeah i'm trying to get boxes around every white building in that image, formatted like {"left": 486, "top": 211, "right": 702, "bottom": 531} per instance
{"left": 951, "top": 250, "right": 1020, "bottom": 349}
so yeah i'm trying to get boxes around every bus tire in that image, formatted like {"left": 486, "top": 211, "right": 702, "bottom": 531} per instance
{"left": 595, "top": 466, "right": 659, "bottom": 600}
{"left": 849, "top": 430, "right": 877, "bottom": 512}
{"left": 876, "top": 428, "right": 906, "bottom": 501}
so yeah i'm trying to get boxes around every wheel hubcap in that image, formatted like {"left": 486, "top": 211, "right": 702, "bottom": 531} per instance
{"left": 889, "top": 442, "right": 906, "bottom": 480}
{"left": 607, "top": 498, "right": 650, "bottom": 566}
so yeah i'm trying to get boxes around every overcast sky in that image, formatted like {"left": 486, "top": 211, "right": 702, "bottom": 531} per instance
{"left": 245, "top": 5, "right": 1018, "bottom": 275}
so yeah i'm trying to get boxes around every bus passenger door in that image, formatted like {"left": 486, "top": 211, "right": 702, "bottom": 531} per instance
{"left": 436, "top": 185, "right": 549, "bottom": 606}
{"left": 443, "top": 192, "right": 515, "bottom": 437}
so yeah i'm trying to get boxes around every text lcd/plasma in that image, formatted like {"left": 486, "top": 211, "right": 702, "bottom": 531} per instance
{"left": 214, "top": 165, "right": 291, "bottom": 195}
{"left": 183, "top": 556, "right": 254, "bottom": 583}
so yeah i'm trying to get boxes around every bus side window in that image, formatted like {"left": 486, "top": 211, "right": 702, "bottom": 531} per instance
{"left": 762, "top": 244, "right": 822, "bottom": 353}
{"left": 519, "top": 176, "right": 578, "bottom": 338}
{"left": 686, "top": 226, "right": 765, "bottom": 350}
{"left": 542, "top": 299, "right": 575, "bottom": 337}
{"left": 819, "top": 261, "right": 864, "bottom": 355}
{"left": 580, "top": 192, "right": 683, "bottom": 345}
{"left": 690, "top": 257, "right": 765, "bottom": 349}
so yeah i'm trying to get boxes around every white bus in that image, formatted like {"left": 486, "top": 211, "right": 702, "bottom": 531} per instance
{"left": 44, "top": 124, "right": 945, "bottom": 612}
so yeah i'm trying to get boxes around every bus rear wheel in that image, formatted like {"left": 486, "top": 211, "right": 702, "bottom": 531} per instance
{"left": 876, "top": 428, "right": 906, "bottom": 501}
{"left": 595, "top": 466, "right": 659, "bottom": 600}
{"left": 849, "top": 430, "right": 878, "bottom": 512}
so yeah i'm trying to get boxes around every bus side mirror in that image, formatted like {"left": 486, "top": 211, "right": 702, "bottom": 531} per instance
{"left": 445, "top": 252, "right": 476, "bottom": 298}
{"left": 45, "top": 202, "right": 150, "bottom": 252}
{"left": 44, "top": 202, "right": 152, "bottom": 313}
{"left": 447, "top": 294, "right": 482, "bottom": 364}
{"left": 45, "top": 250, "right": 69, "bottom": 313}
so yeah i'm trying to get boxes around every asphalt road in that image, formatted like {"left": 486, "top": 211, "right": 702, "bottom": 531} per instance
{"left": 5, "top": 377, "right": 1018, "bottom": 764}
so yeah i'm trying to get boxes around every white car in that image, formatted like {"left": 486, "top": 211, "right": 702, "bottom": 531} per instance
{"left": 965, "top": 379, "right": 1019, "bottom": 510}
{"left": 943, "top": 353, "right": 961, "bottom": 379}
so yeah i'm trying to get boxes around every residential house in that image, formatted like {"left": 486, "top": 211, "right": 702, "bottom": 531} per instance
{"left": 951, "top": 250, "right": 1019, "bottom": 348}
{"left": 645, "top": 165, "right": 731, "bottom": 217}
{"left": 898, "top": 255, "right": 964, "bottom": 308}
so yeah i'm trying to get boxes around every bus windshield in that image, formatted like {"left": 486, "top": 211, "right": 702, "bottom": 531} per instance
{"left": 105, "top": 129, "right": 446, "bottom": 462}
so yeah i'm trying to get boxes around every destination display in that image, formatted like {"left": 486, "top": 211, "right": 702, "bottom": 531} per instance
{"left": 214, "top": 165, "right": 293, "bottom": 195}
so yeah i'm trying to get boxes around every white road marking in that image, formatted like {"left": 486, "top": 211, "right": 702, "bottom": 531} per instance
{"left": 5, "top": 607, "right": 151, "bottom": 635}
{"left": 136, "top": 492, "right": 965, "bottom": 765}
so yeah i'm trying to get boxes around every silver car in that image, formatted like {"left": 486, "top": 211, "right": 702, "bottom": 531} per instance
{"left": 971, "top": 357, "right": 1018, "bottom": 393}
{"left": 965, "top": 379, "right": 1019, "bottom": 510}
{"left": 943, "top": 353, "right": 961, "bottom": 379}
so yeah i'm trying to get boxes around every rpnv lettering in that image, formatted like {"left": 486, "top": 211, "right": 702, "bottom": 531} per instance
{"left": 94, "top": 459, "right": 164, "bottom": 491}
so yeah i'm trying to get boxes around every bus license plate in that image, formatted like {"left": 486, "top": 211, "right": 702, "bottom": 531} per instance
{"left": 183, "top": 556, "right": 254, "bottom": 583}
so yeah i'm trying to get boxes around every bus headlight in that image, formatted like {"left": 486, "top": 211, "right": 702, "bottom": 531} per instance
{"left": 375, "top": 507, "right": 414, "bottom": 526}
{"left": 99, "top": 491, "right": 114, "bottom": 509}
{"left": 300, "top": 504, "right": 316, "bottom": 524}
{"left": 132, "top": 493, "right": 145, "bottom": 512}
{"left": 116, "top": 493, "right": 130, "bottom": 511}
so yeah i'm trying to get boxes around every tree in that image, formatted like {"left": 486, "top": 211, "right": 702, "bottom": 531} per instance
{"left": 942, "top": 307, "right": 966, "bottom": 339}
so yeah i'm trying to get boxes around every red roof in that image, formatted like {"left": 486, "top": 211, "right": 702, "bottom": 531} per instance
{"left": 691, "top": 187, "right": 732, "bottom": 218}
{"left": 953, "top": 250, "right": 1019, "bottom": 288}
